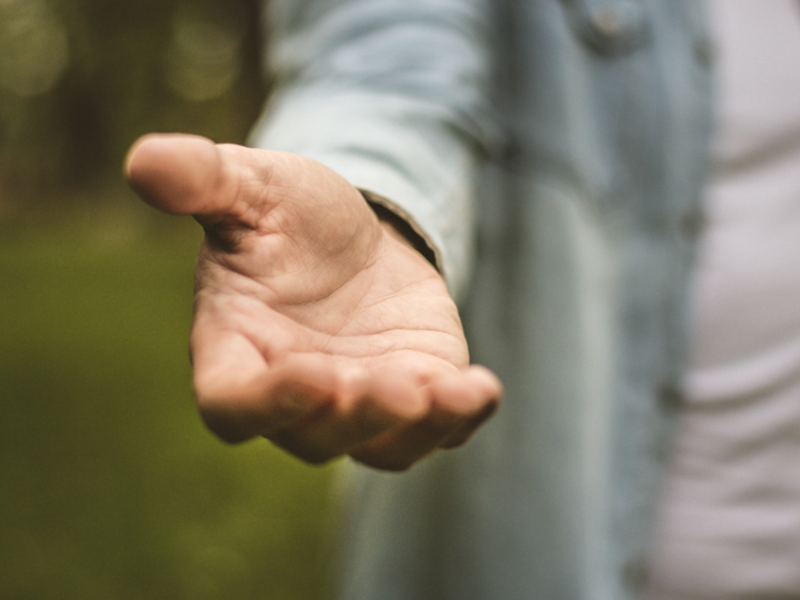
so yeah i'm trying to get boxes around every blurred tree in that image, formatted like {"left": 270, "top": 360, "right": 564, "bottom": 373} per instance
{"left": 0, "top": 0, "right": 268, "bottom": 207}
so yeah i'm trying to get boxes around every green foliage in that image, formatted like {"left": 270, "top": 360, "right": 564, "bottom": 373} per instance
{"left": 0, "top": 204, "right": 337, "bottom": 600}
{"left": 0, "top": 5, "right": 333, "bottom": 597}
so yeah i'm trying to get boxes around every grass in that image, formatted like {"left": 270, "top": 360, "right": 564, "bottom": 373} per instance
{"left": 0, "top": 194, "right": 337, "bottom": 600}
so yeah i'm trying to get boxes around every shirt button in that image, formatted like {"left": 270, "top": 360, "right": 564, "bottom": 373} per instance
{"left": 591, "top": 5, "right": 623, "bottom": 37}
{"left": 680, "top": 208, "right": 706, "bottom": 238}
{"left": 658, "top": 384, "right": 683, "bottom": 413}
{"left": 621, "top": 556, "right": 650, "bottom": 593}
{"left": 693, "top": 37, "right": 714, "bottom": 68}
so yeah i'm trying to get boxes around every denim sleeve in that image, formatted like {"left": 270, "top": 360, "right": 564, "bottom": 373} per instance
{"left": 248, "top": 0, "right": 499, "bottom": 299}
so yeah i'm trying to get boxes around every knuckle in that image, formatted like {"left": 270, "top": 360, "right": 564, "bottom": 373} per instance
{"left": 193, "top": 383, "right": 258, "bottom": 444}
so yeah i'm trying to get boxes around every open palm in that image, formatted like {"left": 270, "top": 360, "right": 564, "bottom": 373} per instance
{"left": 126, "top": 134, "right": 500, "bottom": 471}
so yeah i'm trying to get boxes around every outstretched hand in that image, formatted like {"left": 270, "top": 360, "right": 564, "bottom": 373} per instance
{"left": 125, "top": 133, "right": 501, "bottom": 471}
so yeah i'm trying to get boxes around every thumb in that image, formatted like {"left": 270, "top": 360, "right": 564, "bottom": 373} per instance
{"left": 124, "top": 133, "right": 252, "bottom": 220}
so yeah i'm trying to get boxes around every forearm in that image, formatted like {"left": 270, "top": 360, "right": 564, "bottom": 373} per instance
{"left": 250, "top": 0, "right": 499, "bottom": 299}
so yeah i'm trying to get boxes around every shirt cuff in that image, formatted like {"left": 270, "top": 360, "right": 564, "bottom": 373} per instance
{"left": 360, "top": 189, "right": 442, "bottom": 272}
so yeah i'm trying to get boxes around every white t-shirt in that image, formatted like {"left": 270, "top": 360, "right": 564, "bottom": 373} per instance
{"left": 648, "top": 1, "right": 800, "bottom": 597}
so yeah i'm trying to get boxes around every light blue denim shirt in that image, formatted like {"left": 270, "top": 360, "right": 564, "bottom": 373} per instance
{"left": 250, "top": 1, "right": 713, "bottom": 598}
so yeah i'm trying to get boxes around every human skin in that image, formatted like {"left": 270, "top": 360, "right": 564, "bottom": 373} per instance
{"left": 125, "top": 133, "right": 501, "bottom": 471}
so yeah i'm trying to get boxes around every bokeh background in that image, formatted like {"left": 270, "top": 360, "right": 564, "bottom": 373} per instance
{"left": 0, "top": 1, "right": 337, "bottom": 598}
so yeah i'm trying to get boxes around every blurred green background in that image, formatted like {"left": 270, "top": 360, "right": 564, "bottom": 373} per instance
{"left": 0, "top": 1, "right": 338, "bottom": 598}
